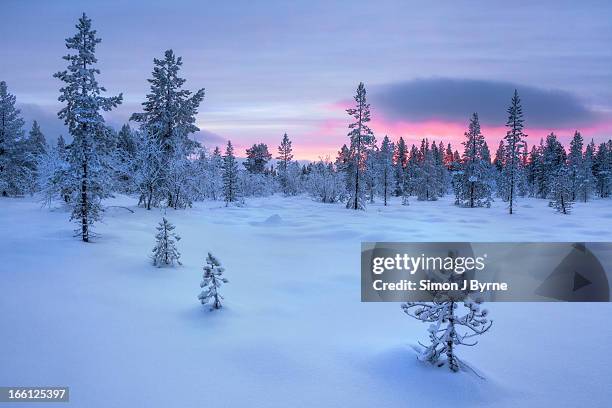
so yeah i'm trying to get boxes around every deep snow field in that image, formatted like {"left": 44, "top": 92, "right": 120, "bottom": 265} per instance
{"left": 1, "top": 194, "right": 611, "bottom": 408}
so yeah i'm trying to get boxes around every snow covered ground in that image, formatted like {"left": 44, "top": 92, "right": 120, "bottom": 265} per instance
{"left": 1, "top": 194, "right": 611, "bottom": 407}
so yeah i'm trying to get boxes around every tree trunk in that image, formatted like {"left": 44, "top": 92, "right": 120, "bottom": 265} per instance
{"left": 561, "top": 195, "right": 566, "bottom": 214}
{"left": 469, "top": 182, "right": 474, "bottom": 208}
{"left": 354, "top": 160, "right": 360, "bottom": 210}
{"left": 81, "top": 160, "right": 89, "bottom": 242}
{"left": 164, "top": 228, "right": 169, "bottom": 264}
{"left": 384, "top": 174, "right": 388, "bottom": 206}
{"left": 446, "top": 308, "right": 459, "bottom": 372}
{"left": 353, "top": 118, "right": 362, "bottom": 210}
{"left": 147, "top": 185, "right": 153, "bottom": 210}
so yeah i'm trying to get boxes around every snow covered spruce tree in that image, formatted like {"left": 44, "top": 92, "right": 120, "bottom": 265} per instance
{"left": 38, "top": 137, "right": 71, "bottom": 205}
{"left": 524, "top": 143, "right": 540, "bottom": 197}
{"left": 568, "top": 131, "right": 584, "bottom": 202}
{"left": 114, "top": 124, "right": 138, "bottom": 194}
{"left": 222, "top": 140, "right": 239, "bottom": 205}
{"left": 593, "top": 141, "right": 612, "bottom": 198}
{"left": 345, "top": 82, "right": 375, "bottom": 210}
{"left": 26, "top": 120, "right": 46, "bottom": 156}
{"left": 393, "top": 136, "right": 408, "bottom": 196}
{"left": 130, "top": 49, "right": 205, "bottom": 209}
{"left": 132, "top": 131, "right": 164, "bottom": 210}
{"left": 481, "top": 141, "right": 492, "bottom": 166}
{"left": 402, "top": 144, "right": 420, "bottom": 204}
{"left": 200, "top": 146, "right": 223, "bottom": 200}
{"left": 0, "top": 81, "right": 34, "bottom": 197}
{"left": 25, "top": 121, "right": 48, "bottom": 190}
{"left": 402, "top": 298, "right": 492, "bottom": 372}
{"left": 567, "top": 131, "right": 595, "bottom": 202}
{"left": 453, "top": 113, "right": 493, "bottom": 207}
{"left": 242, "top": 142, "right": 275, "bottom": 196}
{"left": 335, "top": 144, "right": 350, "bottom": 201}
{"left": 277, "top": 133, "right": 295, "bottom": 195}
{"left": 579, "top": 140, "right": 596, "bottom": 202}
{"left": 335, "top": 144, "right": 350, "bottom": 171}
{"left": 244, "top": 143, "right": 272, "bottom": 174}
{"left": 499, "top": 90, "right": 526, "bottom": 214}
{"left": 414, "top": 139, "right": 444, "bottom": 201}
{"left": 493, "top": 140, "right": 505, "bottom": 172}
{"left": 540, "top": 133, "right": 567, "bottom": 197}
{"left": 530, "top": 139, "right": 553, "bottom": 198}
{"left": 549, "top": 165, "right": 573, "bottom": 215}
{"left": 443, "top": 143, "right": 454, "bottom": 168}
{"left": 54, "top": 14, "right": 122, "bottom": 241}
{"left": 364, "top": 143, "right": 378, "bottom": 204}
{"left": 152, "top": 217, "right": 182, "bottom": 267}
{"left": 377, "top": 135, "right": 395, "bottom": 206}
{"left": 198, "top": 252, "right": 228, "bottom": 311}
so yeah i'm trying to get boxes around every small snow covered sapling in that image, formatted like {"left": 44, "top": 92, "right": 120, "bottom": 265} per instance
{"left": 402, "top": 298, "right": 492, "bottom": 372}
{"left": 152, "top": 217, "right": 182, "bottom": 267}
{"left": 198, "top": 252, "right": 228, "bottom": 310}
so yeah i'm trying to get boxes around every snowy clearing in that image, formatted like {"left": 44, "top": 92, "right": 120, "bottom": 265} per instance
{"left": 1, "top": 194, "right": 612, "bottom": 407}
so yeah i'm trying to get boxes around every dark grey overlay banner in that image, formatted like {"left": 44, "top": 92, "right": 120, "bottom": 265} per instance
{"left": 361, "top": 242, "right": 611, "bottom": 302}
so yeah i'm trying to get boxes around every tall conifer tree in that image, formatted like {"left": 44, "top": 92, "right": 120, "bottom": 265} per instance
{"left": 131, "top": 50, "right": 205, "bottom": 208}
{"left": 54, "top": 14, "right": 122, "bottom": 241}
{"left": 277, "top": 133, "right": 294, "bottom": 195}
{"left": 378, "top": 135, "right": 395, "bottom": 206}
{"left": 222, "top": 140, "right": 239, "bottom": 205}
{"left": 500, "top": 90, "right": 526, "bottom": 214}
{"left": 346, "top": 82, "right": 375, "bottom": 210}
{"left": 453, "top": 113, "right": 493, "bottom": 207}
{"left": 0, "top": 81, "right": 29, "bottom": 196}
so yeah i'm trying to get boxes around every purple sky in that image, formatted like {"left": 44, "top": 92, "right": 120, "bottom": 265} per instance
{"left": 2, "top": 0, "right": 611, "bottom": 159}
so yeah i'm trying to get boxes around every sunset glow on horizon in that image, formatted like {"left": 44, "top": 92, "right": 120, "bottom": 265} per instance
{"left": 217, "top": 111, "right": 612, "bottom": 162}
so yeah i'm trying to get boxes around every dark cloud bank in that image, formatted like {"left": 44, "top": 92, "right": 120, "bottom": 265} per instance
{"left": 371, "top": 78, "right": 600, "bottom": 128}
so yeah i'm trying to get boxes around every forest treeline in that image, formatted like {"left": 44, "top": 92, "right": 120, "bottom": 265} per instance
{"left": 1, "top": 14, "right": 611, "bottom": 241}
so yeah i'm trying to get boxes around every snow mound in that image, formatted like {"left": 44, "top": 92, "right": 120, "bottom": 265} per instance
{"left": 249, "top": 213, "right": 283, "bottom": 227}
{"left": 263, "top": 214, "right": 283, "bottom": 225}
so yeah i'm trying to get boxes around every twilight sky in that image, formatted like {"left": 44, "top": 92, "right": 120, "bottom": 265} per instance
{"left": 1, "top": 0, "right": 611, "bottom": 159}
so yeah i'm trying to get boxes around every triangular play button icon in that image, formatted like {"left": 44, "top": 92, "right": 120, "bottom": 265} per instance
{"left": 535, "top": 243, "right": 609, "bottom": 301}
{"left": 573, "top": 271, "right": 591, "bottom": 292}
